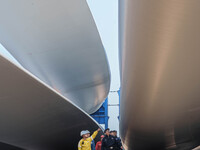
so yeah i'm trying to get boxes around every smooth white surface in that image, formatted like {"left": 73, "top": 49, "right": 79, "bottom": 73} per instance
{"left": 120, "top": 1, "right": 200, "bottom": 149}
{"left": 0, "top": 0, "right": 110, "bottom": 114}
{"left": 0, "top": 54, "right": 102, "bottom": 150}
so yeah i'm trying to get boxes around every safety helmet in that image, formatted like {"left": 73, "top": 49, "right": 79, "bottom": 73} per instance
{"left": 85, "top": 130, "right": 90, "bottom": 134}
{"left": 80, "top": 130, "right": 90, "bottom": 136}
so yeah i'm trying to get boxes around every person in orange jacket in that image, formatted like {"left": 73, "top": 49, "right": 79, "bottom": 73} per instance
{"left": 78, "top": 128, "right": 101, "bottom": 150}
{"left": 95, "top": 135, "right": 104, "bottom": 150}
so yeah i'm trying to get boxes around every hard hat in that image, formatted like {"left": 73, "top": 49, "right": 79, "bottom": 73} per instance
{"left": 80, "top": 130, "right": 90, "bottom": 136}
{"left": 85, "top": 130, "right": 90, "bottom": 134}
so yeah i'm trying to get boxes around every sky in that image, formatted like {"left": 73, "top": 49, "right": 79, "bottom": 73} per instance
{"left": 0, "top": 0, "right": 120, "bottom": 132}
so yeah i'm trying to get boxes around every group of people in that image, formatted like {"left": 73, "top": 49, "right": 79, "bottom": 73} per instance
{"left": 78, "top": 128, "right": 123, "bottom": 150}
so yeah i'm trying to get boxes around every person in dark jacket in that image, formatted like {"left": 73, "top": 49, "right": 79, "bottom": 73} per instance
{"left": 113, "top": 130, "right": 123, "bottom": 150}
{"left": 101, "top": 128, "right": 116, "bottom": 150}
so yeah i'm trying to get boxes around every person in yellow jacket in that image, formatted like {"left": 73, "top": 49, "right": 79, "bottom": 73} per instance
{"left": 78, "top": 128, "right": 101, "bottom": 150}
